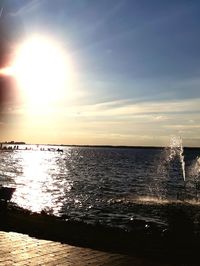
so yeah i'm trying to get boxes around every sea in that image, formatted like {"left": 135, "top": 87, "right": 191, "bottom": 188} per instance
{"left": 0, "top": 144, "right": 200, "bottom": 231}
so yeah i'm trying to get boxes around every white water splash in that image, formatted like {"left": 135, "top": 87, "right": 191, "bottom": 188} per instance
{"left": 189, "top": 156, "right": 200, "bottom": 182}
{"left": 169, "top": 135, "right": 186, "bottom": 181}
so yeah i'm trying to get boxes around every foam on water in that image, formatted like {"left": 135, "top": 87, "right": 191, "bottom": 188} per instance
{"left": 109, "top": 195, "right": 200, "bottom": 206}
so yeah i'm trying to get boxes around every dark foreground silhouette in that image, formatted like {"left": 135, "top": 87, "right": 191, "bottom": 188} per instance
{"left": 0, "top": 202, "right": 200, "bottom": 265}
{"left": 0, "top": 187, "right": 16, "bottom": 201}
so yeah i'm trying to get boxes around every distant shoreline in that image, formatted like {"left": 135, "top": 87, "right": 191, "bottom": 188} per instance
{"left": 1, "top": 143, "right": 200, "bottom": 149}
{"left": 59, "top": 145, "right": 200, "bottom": 150}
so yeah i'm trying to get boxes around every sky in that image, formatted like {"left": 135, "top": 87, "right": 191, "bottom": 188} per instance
{"left": 0, "top": 0, "right": 200, "bottom": 146}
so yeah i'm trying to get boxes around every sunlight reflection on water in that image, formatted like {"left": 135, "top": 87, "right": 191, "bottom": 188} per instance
{"left": 12, "top": 149, "right": 72, "bottom": 214}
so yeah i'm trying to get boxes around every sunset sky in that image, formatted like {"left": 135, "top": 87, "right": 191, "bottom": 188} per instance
{"left": 0, "top": 0, "right": 200, "bottom": 146}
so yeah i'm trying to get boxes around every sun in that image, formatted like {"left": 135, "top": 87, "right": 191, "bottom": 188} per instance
{"left": 6, "top": 35, "right": 69, "bottom": 105}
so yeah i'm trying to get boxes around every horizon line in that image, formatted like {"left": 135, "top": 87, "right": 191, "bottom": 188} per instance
{"left": 1, "top": 142, "right": 200, "bottom": 149}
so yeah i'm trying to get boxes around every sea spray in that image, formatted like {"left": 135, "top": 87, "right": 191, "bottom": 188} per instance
{"left": 169, "top": 135, "right": 186, "bottom": 182}
{"left": 154, "top": 136, "right": 185, "bottom": 201}
{"left": 180, "top": 142, "right": 186, "bottom": 182}
{"left": 189, "top": 156, "right": 200, "bottom": 200}
{"left": 191, "top": 157, "right": 200, "bottom": 180}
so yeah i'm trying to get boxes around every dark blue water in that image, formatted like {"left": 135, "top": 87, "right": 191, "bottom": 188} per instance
{"left": 0, "top": 146, "right": 200, "bottom": 229}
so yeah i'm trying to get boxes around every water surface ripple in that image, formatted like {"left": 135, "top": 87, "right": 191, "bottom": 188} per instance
{"left": 0, "top": 146, "right": 200, "bottom": 229}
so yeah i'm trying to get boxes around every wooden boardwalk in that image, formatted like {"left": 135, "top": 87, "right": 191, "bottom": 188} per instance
{"left": 0, "top": 231, "right": 169, "bottom": 266}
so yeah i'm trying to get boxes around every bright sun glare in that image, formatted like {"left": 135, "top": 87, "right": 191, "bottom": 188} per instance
{"left": 1, "top": 35, "right": 69, "bottom": 105}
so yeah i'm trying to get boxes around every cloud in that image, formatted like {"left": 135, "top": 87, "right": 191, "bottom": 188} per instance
{"left": 70, "top": 98, "right": 200, "bottom": 119}
{"left": 59, "top": 97, "right": 200, "bottom": 144}
{"left": 8, "top": 0, "right": 43, "bottom": 16}
{"left": 165, "top": 124, "right": 200, "bottom": 129}
{"left": 154, "top": 116, "right": 169, "bottom": 121}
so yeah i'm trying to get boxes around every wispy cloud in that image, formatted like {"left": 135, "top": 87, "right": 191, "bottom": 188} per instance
{"left": 10, "top": 0, "right": 43, "bottom": 16}
{"left": 69, "top": 98, "right": 200, "bottom": 119}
